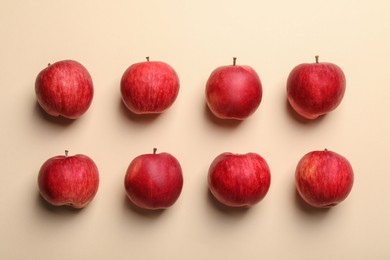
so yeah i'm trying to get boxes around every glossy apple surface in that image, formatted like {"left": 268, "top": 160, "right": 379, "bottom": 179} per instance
{"left": 295, "top": 149, "right": 354, "bottom": 208}
{"left": 205, "top": 58, "right": 262, "bottom": 120}
{"left": 35, "top": 60, "right": 94, "bottom": 119}
{"left": 287, "top": 56, "right": 346, "bottom": 119}
{"left": 37, "top": 151, "right": 99, "bottom": 209}
{"left": 208, "top": 152, "right": 271, "bottom": 207}
{"left": 124, "top": 148, "right": 183, "bottom": 210}
{"left": 120, "top": 57, "right": 180, "bottom": 114}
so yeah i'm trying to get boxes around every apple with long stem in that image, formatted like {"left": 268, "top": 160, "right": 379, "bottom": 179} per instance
{"left": 37, "top": 150, "right": 99, "bottom": 209}
{"left": 120, "top": 57, "right": 180, "bottom": 114}
{"left": 124, "top": 148, "right": 183, "bottom": 210}
{"left": 205, "top": 57, "right": 263, "bottom": 120}
{"left": 287, "top": 56, "right": 346, "bottom": 119}
{"left": 35, "top": 60, "right": 94, "bottom": 119}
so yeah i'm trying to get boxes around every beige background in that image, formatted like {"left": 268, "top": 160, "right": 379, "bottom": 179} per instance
{"left": 1, "top": 0, "right": 390, "bottom": 259}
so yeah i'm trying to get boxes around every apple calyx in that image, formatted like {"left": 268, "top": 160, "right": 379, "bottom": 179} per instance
{"left": 233, "top": 57, "right": 237, "bottom": 66}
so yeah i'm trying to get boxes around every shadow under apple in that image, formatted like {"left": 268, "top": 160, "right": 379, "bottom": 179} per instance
{"left": 122, "top": 194, "right": 165, "bottom": 219}
{"left": 34, "top": 101, "right": 76, "bottom": 126}
{"left": 203, "top": 102, "right": 243, "bottom": 129}
{"left": 206, "top": 187, "right": 250, "bottom": 217}
{"left": 285, "top": 98, "right": 327, "bottom": 125}
{"left": 293, "top": 185, "right": 331, "bottom": 216}
{"left": 118, "top": 98, "right": 162, "bottom": 124}
{"left": 36, "top": 192, "right": 83, "bottom": 215}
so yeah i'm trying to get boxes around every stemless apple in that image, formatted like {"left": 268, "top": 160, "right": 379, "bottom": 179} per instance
{"left": 35, "top": 60, "right": 94, "bottom": 119}
{"left": 205, "top": 57, "right": 263, "bottom": 120}
{"left": 295, "top": 149, "right": 354, "bottom": 208}
{"left": 208, "top": 152, "right": 271, "bottom": 207}
{"left": 37, "top": 150, "right": 99, "bottom": 209}
{"left": 287, "top": 56, "right": 346, "bottom": 119}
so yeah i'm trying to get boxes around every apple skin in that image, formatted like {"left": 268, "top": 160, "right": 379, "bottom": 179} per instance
{"left": 120, "top": 57, "right": 180, "bottom": 114}
{"left": 35, "top": 60, "right": 94, "bottom": 119}
{"left": 205, "top": 58, "right": 262, "bottom": 120}
{"left": 287, "top": 56, "right": 346, "bottom": 119}
{"left": 208, "top": 152, "right": 271, "bottom": 207}
{"left": 295, "top": 149, "right": 354, "bottom": 208}
{"left": 124, "top": 149, "right": 183, "bottom": 210}
{"left": 37, "top": 151, "right": 99, "bottom": 209}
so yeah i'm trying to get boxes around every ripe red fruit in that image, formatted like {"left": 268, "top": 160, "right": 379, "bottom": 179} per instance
{"left": 120, "top": 57, "right": 180, "bottom": 114}
{"left": 295, "top": 149, "right": 354, "bottom": 208}
{"left": 35, "top": 60, "right": 94, "bottom": 119}
{"left": 208, "top": 152, "right": 271, "bottom": 207}
{"left": 205, "top": 57, "right": 262, "bottom": 120}
{"left": 287, "top": 56, "right": 346, "bottom": 119}
{"left": 124, "top": 148, "right": 183, "bottom": 210}
{"left": 37, "top": 151, "right": 99, "bottom": 209}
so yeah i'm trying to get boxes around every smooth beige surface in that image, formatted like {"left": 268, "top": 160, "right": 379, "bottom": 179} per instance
{"left": 1, "top": 0, "right": 390, "bottom": 259}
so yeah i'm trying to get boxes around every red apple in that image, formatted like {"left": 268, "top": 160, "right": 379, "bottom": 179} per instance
{"left": 37, "top": 150, "right": 99, "bottom": 209}
{"left": 120, "top": 57, "right": 180, "bottom": 114}
{"left": 295, "top": 149, "right": 354, "bottom": 208}
{"left": 124, "top": 148, "right": 183, "bottom": 210}
{"left": 205, "top": 57, "right": 262, "bottom": 120}
{"left": 35, "top": 60, "right": 94, "bottom": 119}
{"left": 208, "top": 152, "right": 271, "bottom": 207}
{"left": 287, "top": 56, "right": 346, "bottom": 119}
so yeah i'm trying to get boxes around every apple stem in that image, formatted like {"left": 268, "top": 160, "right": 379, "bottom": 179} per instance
{"left": 146, "top": 57, "right": 150, "bottom": 62}
{"left": 315, "top": 55, "right": 319, "bottom": 63}
{"left": 153, "top": 148, "right": 157, "bottom": 154}
{"left": 233, "top": 57, "right": 237, "bottom": 66}
{"left": 47, "top": 63, "right": 51, "bottom": 67}
{"left": 65, "top": 150, "right": 69, "bottom": 157}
